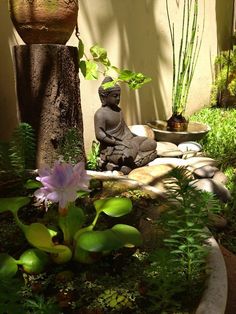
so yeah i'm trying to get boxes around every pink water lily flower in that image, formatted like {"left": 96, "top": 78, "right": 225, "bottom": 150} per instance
{"left": 34, "top": 162, "right": 90, "bottom": 209}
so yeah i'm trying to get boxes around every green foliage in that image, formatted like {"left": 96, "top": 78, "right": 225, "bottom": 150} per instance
{"left": 191, "top": 107, "right": 236, "bottom": 169}
{"left": 144, "top": 167, "right": 221, "bottom": 313}
{"left": 211, "top": 46, "right": 236, "bottom": 106}
{"left": 0, "top": 277, "right": 25, "bottom": 314}
{"left": 58, "top": 128, "right": 82, "bottom": 165}
{"left": 166, "top": 0, "right": 204, "bottom": 115}
{"left": 0, "top": 194, "right": 141, "bottom": 277}
{"left": 0, "top": 123, "right": 36, "bottom": 176}
{"left": 23, "top": 295, "right": 60, "bottom": 314}
{"left": 86, "top": 140, "right": 100, "bottom": 170}
{"left": 78, "top": 40, "right": 151, "bottom": 89}
{"left": 96, "top": 288, "right": 136, "bottom": 311}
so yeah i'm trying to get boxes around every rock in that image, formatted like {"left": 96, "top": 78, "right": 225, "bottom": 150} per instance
{"left": 156, "top": 141, "right": 183, "bottom": 157}
{"left": 156, "top": 141, "right": 178, "bottom": 152}
{"left": 157, "top": 149, "right": 184, "bottom": 157}
{"left": 208, "top": 212, "right": 227, "bottom": 229}
{"left": 185, "top": 157, "right": 217, "bottom": 170}
{"left": 193, "top": 165, "right": 218, "bottom": 178}
{"left": 148, "top": 157, "right": 186, "bottom": 167}
{"left": 213, "top": 170, "right": 228, "bottom": 185}
{"left": 178, "top": 141, "right": 202, "bottom": 152}
{"left": 128, "top": 164, "right": 174, "bottom": 192}
{"left": 129, "top": 124, "right": 155, "bottom": 139}
{"left": 190, "top": 178, "right": 231, "bottom": 203}
{"left": 182, "top": 151, "right": 203, "bottom": 159}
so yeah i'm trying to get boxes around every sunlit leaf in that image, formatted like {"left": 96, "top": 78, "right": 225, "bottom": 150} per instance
{"left": 94, "top": 197, "right": 132, "bottom": 217}
{"left": 80, "top": 60, "right": 98, "bottom": 80}
{"left": 111, "top": 224, "right": 142, "bottom": 247}
{"left": 24, "top": 223, "right": 64, "bottom": 253}
{"left": 0, "top": 254, "right": 18, "bottom": 279}
{"left": 0, "top": 197, "right": 30, "bottom": 214}
{"left": 76, "top": 229, "right": 123, "bottom": 252}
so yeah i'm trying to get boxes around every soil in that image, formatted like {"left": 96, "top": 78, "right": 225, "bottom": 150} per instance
{"left": 221, "top": 245, "right": 236, "bottom": 314}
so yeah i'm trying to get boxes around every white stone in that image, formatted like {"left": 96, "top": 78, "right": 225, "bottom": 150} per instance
{"left": 185, "top": 157, "right": 217, "bottom": 170}
{"left": 129, "top": 124, "right": 155, "bottom": 139}
{"left": 178, "top": 141, "right": 202, "bottom": 152}
{"left": 149, "top": 157, "right": 187, "bottom": 167}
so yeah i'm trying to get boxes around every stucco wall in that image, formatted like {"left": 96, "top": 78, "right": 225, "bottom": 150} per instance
{"left": 0, "top": 0, "right": 233, "bottom": 153}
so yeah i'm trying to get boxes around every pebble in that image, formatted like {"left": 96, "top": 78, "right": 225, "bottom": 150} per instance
{"left": 178, "top": 141, "right": 202, "bottom": 152}
{"left": 213, "top": 170, "right": 228, "bottom": 185}
{"left": 190, "top": 178, "right": 231, "bottom": 203}
{"left": 185, "top": 157, "right": 217, "bottom": 170}
{"left": 148, "top": 157, "right": 186, "bottom": 167}
{"left": 193, "top": 165, "right": 218, "bottom": 178}
{"left": 129, "top": 124, "right": 155, "bottom": 139}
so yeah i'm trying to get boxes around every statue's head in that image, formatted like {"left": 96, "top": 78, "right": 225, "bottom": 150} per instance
{"left": 98, "top": 76, "right": 121, "bottom": 107}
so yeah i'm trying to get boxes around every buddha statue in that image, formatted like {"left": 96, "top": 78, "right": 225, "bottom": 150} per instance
{"left": 94, "top": 77, "right": 157, "bottom": 174}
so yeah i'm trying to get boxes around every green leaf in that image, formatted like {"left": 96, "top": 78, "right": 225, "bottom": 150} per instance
{"left": 76, "top": 190, "right": 90, "bottom": 198}
{"left": 58, "top": 203, "right": 85, "bottom": 242}
{"left": 76, "top": 224, "right": 142, "bottom": 252}
{"left": 0, "top": 254, "right": 18, "bottom": 278}
{"left": 24, "top": 223, "right": 65, "bottom": 253}
{"left": 80, "top": 60, "right": 99, "bottom": 80}
{"left": 94, "top": 197, "right": 132, "bottom": 217}
{"left": 0, "top": 197, "right": 30, "bottom": 214}
{"left": 90, "top": 44, "right": 111, "bottom": 66}
{"left": 102, "top": 80, "right": 118, "bottom": 90}
{"left": 111, "top": 224, "right": 142, "bottom": 247}
{"left": 24, "top": 179, "right": 42, "bottom": 189}
{"left": 118, "top": 69, "right": 133, "bottom": 81}
{"left": 77, "top": 230, "right": 123, "bottom": 252}
{"left": 78, "top": 39, "right": 85, "bottom": 60}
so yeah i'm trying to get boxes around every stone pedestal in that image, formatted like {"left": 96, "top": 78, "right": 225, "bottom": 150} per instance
{"left": 14, "top": 44, "right": 85, "bottom": 167}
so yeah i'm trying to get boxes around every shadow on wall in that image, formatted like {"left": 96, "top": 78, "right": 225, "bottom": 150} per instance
{"left": 0, "top": 0, "right": 18, "bottom": 140}
{"left": 80, "top": 0, "right": 169, "bottom": 125}
{"left": 215, "top": 0, "right": 234, "bottom": 51}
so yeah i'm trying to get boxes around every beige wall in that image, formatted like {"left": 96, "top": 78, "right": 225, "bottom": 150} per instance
{"left": 0, "top": 0, "right": 233, "bottom": 153}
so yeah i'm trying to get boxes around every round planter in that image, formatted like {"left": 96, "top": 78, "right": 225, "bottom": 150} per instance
{"left": 146, "top": 120, "right": 210, "bottom": 145}
{"left": 8, "top": 0, "right": 79, "bottom": 44}
{"left": 87, "top": 171, "right": 228, "bottom": 314}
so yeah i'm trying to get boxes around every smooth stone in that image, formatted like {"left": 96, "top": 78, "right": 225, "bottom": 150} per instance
{"left": 213, "top": 170, "right": 228, "bottom": 185}
{"left": 156, "top": 141, "right": 178, "bottom": 152}
{"left": 190, "top": 178, "right": 231, "bottom": 203}
{"left": 128, "top": 164, "right": 174, "bottom": 192}
{"left": 208, "top": 213, "right": 227, "bottom": 229}
{"left": 193, "top": 165, "right": 218, "bottom": 178}
{"left": 185, "top": 157, "right": 217, "bottom": 170}
{"left": 148, "top": 157, "right": 187, "bottom": 167}
{"left": 182, "top": 151, "right": 203, "bottom": 159}
{"left": 129, "top": 124, "right": 155, "bottom": 139}
{"left": 157, "top": 149, "right": 183, "bottom": 157}
{"left": 178, "top": 141, "right": 202, "bottom": 152}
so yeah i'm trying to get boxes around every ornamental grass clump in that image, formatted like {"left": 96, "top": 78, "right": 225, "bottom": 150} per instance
{"left": 166, "top": 0, "right": 204, "bottom": 131}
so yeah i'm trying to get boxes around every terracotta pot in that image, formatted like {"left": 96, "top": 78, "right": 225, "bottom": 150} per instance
{"left": 8, "top": 0, "right": 79, "bottom": 44}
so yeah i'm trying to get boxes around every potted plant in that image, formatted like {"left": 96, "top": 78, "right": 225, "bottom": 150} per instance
{"left": 166, "top": 0, "right": 203, "bottom": 131}
{"left": 8, "top": 0, "right": 79, "bottom": 44}
{"left": 147, "top": 0, "right": 210, "bottom": 144}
